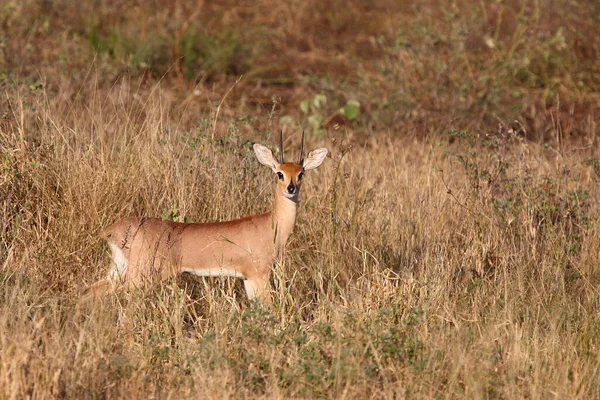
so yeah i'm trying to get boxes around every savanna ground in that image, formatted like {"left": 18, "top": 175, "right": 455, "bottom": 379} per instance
{"left": 2, "top": 0, "right": 600, "bottom": 398}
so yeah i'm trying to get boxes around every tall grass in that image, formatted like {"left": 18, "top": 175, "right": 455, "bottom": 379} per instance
{"left": 2, "top": 0, "right": 600, "bottom": 398}
{"left": 2, "top": 75, "right": 600, "bottom": 398}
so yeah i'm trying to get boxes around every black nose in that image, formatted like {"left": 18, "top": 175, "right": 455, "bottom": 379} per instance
{"left": 287, "top": 184, "right": 296, "bottom": 194}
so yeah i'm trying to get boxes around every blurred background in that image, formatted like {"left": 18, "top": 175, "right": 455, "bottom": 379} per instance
{"left": 3, "top": 0, "right": 599, "bottom": 142}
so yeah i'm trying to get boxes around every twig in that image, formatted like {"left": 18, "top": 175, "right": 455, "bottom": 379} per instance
{"left": 437, "top": 168, "right": 491, "bottom": 222}
{"left": 212, "top": 75, "right": 243, "bottom": 140}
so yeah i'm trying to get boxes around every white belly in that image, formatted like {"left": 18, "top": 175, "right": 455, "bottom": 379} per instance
{"left": 181, "top": 267, "right": 245, "bottom": 279}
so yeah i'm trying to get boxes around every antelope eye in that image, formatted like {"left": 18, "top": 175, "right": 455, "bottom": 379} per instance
{"left": 277, "top": 172, "right": 284, "bottom": 180}
{"left": 298, "top": 172, "right": 304, "bottom": 181}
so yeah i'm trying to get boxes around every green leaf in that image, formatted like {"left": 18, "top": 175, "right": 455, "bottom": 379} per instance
{"left": 308, "top": 115, "right": 322, "bottom": 131}
{"left": 161, "top": 208, "right": 178, "bottom": 221}
{"left": 300, "top": 100, "right": 310, "bottom": 114}
{"left": 343, "top": 100, "right": 360, "bottom": 120}
{"left": 29, "top": 83, "right": 43, "bottom": 91}
{"left": 312, "top": 94, "right": 327, "bottom": 109}
{"left": 279, "top": 115, "right": 294, "bottom": 127}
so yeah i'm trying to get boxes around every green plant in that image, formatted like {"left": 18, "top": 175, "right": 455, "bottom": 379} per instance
{"left": 161, "top": 208, "right": 192, "bottom": 223}
{"left": 297, "top": 94, "right": 361, "bottom": 137}
{"left": 300, "top": 93, "right": 328, "bottom": 137}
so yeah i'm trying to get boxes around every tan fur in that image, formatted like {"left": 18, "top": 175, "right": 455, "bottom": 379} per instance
{"left": 93, "top": 142, "right": 328, "bottom": 302}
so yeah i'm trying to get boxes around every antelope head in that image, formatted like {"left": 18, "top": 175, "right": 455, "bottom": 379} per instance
{"left": 254, "top": 131, "right": 328, "bottom": 201}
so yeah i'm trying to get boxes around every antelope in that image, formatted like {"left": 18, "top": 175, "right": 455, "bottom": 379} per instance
{"left": 92, "top": 133, "right": 328, "bottom": 302}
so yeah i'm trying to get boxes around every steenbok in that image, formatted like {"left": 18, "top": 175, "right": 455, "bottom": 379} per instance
{"left": 91, "top": 133, "right": 328, "bottom": 302}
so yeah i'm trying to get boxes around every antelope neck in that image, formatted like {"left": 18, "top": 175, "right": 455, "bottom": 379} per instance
{"left": 272, "top": 188, "right": 298, "bottom": 256}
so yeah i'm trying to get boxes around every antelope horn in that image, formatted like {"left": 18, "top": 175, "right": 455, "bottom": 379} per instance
{"left": 279, "top": 130, "right": 285, "bottom": 163}
{"left": 298, "top": 130, "right": 304, "bottom": 164}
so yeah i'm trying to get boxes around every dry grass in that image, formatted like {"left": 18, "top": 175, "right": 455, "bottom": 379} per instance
{"left": 2, "top": 0, "right": 600, "bottom": 398}
{"left": 2, "top": 77, "right": 600, "bottom": 398}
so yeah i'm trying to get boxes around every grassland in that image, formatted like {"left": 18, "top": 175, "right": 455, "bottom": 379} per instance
{"left": 2, "top": 0, "right": 600, "bottom": 398}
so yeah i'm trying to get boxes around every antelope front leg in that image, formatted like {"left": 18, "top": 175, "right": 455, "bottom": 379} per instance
{"left": 243, "top": 276, "right": 271, "bottom": 304}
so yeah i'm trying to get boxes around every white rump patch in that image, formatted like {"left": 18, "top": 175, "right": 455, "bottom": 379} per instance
{"left": 107, "top": 242, "right": 128, "bottom": 279}
{"left": 182, "top": 267, "right": 245, "bottom": 279}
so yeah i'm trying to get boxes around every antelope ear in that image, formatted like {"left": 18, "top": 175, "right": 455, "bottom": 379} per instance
{"left": 302, "top": 148, "right": 328, "bottom": 170}
{"left": 254, "top": 144, "right": 279, "bottom": 172}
